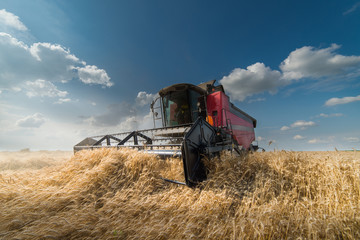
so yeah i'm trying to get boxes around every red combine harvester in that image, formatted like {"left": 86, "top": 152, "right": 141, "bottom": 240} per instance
{"left": 74, "top": 80, "right": 258, "bottom": 187}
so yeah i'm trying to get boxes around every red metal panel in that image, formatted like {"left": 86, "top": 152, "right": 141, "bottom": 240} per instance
{"left": 206, "top": 91, "right": 255, "bottom": 149}
{"left": 206, "top": 91, "right": 224, "bottom": 127}
{"left": 226, "top": 110, "right": 255, "bottom": 149}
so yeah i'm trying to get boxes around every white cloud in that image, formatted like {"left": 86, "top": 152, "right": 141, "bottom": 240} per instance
{"left": 218, "top": 44, "right": 360, "bottom": 102}
{"left": 325, "top": 95, "right": 360, "bottom": 106}
{"left": 12, "top": 87, "right": 21, "bottom": 92}
{"left": 115, "top": 111, "right": 153, "bottom": 132}
{"left": 280, "top": 126, "right": 290, "bottom": 131}
{"left": 116, "top": 116, "right": 142, "bottom": 132}
{"left": 308, "top": 138, "right": 320, "bottom": 144}
{"left": 344, "top": 137, "right": 359, "bottom": 143}
{"left": 82, "top": 107, "right": 154, "bottom": 137}
{"left": 293, "top": 135, "right": 306, "bottom": 140}
{"left": 0, "top": 9, "right": 27, "bottom": 31}
{"left": 16, "top": 113, "right": 45, "bottom": 128}
{"left": 29, "top": 42, "right": 81, "bottom": 64}
{"left": 280, "top": 44, "right": 360, "bottom": 80}
{"left": 281, "top": 120, "right": 316, "bottom": 131}
{"left": 54, "top": 98, "right": 72, "bottom": 104}
{"left": 343, "top": 2, "right": 360, "bottom": 15}
{"left": 136, "top": 91, "right": 156, "bottom": 107}
{"left": 83, "top": 94, "right": 155, "bottom": 135}
{"left": 76, "top": 65, "right": 113, "bottom": 87}
{"left": 0, "top": 32, "right": 112, "bottom": 89}
{"left": 319, "top": 113, "right": 328, "bottom": 118}
{"left": 88, "top": 102, "right": 136, "bottom": 127}
{"left": 25, "top": 79, "right": 68, "bottom": 98}
{"left": 291, "top": 120, "right": 316, "bottom": 129}
{"left": 248, "top": 97, "right": 266, "bottom": 103}
{"left": 220, "top": 62, "right": 285, "bottom": 101}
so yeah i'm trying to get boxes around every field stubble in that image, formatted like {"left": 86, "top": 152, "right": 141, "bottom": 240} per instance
{"left": 0, "top": 149, "right": 359, "bottom": 239}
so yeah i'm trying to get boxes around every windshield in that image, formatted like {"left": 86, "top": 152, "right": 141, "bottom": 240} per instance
{"left": 162, "top": 89, "right": 202, "bottom": 127}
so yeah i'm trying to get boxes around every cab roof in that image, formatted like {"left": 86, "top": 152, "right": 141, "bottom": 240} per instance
{"left": 158, "top": 80, "right": 225, "bottom": 97}
{"left": 158, "top": 83, "right": 206, "bottom": 97}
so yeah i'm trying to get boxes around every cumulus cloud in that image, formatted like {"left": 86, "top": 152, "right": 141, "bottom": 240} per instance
{"left": 0, "top": 33, "right": 77, "bottom": 86}
{"left": 84, "top": 93, "right": 156, "bottom": 132}
{"left": 25, "top": 79, "right": 68, "bottom": 98}
{"left": 281, "top": 120, "right": 316, "bottom": 131}
{"left": 84, "top": 105, "right": 154, "bottom": 135}
{"left": 280, "top": 126, "right": 290, "bottom": 131}
{"left": 220, "top": 62, "right": 284, "bottom": 101}
{"left": 115, "top": 116, "right": 142, "bottom": 132}
{"left": 291, "top": 120, "right": 316, "bottom": 129}
{"left": 0, "top": 32, "right": 112, "bottom": 90}
{"left": 0, "top": 9, "right": 27, "bottom": 31}
{"left": 88, "top": 102, "right": 136, "bottom": 127}
{"left": 280, "top": 44, "right": 360, "bottom": 80}
{"left": 76, "top": 65, "right": 112, "bottom": 87}
{"left": 325, "top": 95, "right": 360, "bottom": 106}
{"left": 308, "top": 138, "right": 320, "bottom": 144}
{"left": 16, "top": 113, "right": 45, "bottom": 128}
{"left": 218, "top": 44, "right": 360, "bottom": 102}
{"left": 293, "top": 135, "right": 306, "bottom": 140}
{"left": 136, "top": 91, "right": 157, "bottom": 107}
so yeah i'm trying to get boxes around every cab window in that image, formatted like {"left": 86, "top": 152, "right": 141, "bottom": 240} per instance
{"left": 163, "top": 91, "right": 190, "bottom": 126}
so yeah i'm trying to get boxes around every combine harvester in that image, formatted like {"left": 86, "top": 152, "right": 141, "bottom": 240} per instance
{"left": 74, "top": 80, "right": 258, "bottom": 187}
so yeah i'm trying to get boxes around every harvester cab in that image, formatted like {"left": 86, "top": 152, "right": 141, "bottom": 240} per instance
{"left": 74, "top": 80, "right": 257, "bottom": 187}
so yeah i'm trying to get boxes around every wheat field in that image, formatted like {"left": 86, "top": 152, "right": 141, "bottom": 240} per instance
{"left": 0, "top": 148, "right": 359, "bottom": 239}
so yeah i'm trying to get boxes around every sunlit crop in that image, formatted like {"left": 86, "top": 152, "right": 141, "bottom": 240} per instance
{"left": 0, "top": 149, "right": 359, "bottom": 239}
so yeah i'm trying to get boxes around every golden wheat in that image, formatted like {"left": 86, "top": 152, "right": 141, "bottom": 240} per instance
{"left": 0, "top": 149, "right": 359, "bottom": 239}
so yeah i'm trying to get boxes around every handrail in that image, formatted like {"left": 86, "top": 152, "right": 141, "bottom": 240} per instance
{"left": 221, "top": 108, "right": 233, "bottom": 135}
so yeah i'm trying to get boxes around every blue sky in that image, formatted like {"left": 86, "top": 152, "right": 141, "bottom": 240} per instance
{"left": 0, "top": 0, "right": 359, "bottom": 151}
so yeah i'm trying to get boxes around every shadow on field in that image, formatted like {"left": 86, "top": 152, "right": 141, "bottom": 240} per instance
{"left": 202, "top": 151, "right": 295, "bottom": 204}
